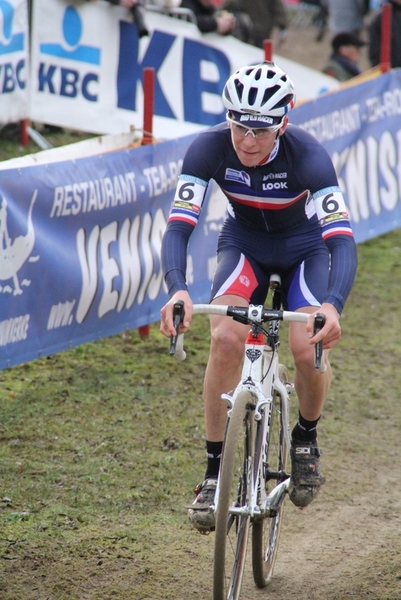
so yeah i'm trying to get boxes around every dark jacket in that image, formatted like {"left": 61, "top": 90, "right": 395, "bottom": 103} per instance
{"left": 180, "top": 0, "right": 218, "bottom": 33}
{"left": 322, "top": 54, "right": 362, "bottom": 82}
{"left": 236, "top": 0, "right": 288, "bottom": 47}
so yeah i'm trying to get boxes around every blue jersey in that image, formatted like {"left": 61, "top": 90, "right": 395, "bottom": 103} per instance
{"left": 162, "top": 122, "right": 357, "bottom": 314}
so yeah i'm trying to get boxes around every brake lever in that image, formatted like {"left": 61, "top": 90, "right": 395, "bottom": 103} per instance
{"left": 169, "top": 300, "right": 185, "bottom": 355}
{"left": 314, "top": 312, "right": 325, "bottom": 371}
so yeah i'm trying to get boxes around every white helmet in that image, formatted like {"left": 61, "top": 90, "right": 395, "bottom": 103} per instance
{"left": 222, "top": 62, "right": 296, "bottom": 126}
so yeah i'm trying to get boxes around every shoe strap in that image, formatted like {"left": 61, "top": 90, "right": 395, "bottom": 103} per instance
{"left": 293, "top": 444, "right": 322, "bottom": 457}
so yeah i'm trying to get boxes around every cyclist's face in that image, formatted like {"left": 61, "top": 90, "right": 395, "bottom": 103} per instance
{"left": 230, "top": 118, "right": 288, "bottom": 167}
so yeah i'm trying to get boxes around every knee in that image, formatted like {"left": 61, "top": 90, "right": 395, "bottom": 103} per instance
{"left": 292, "top": 343, "right": 315, "bottom": 375}
{"left": 210, "top": 325, "right": 244, "bottom": 365}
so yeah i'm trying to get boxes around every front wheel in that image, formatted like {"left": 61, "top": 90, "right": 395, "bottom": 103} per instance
{"left": 213, "top": 391, "right": 254, "bottom": 600}
{"left": 252, "top": 375, "right": 289, "bottom": 588}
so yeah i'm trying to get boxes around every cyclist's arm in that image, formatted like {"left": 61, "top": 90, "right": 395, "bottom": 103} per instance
{"left": 312, "top": 185, "right": 358, "bottom": 315}
{"left": 160, "top": 172, "right": 210, "bottom": 337}
{"left": 162, "top": 171, "right": 209, "bottom": 290}
{"left": 303, "top": 185, "right": 358, "bottom": 348}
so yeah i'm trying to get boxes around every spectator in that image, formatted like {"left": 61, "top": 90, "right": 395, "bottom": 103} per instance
{"left": 150, "top": 0, "right": 182, "bottom": 6}
{"left": 327, "top": 0, "right": 370, "bottom": 36}
{"left": 303, "top": 0, "right": 329, "bottom": 42}
{"left": 85, "top": 0, "right": 140, "bottom": 8}
{"left": 368, "top": 0, "right": 401, "bottom": 68}
{"left": 180, "top": 0, "right": 252, "bottom": 42}
{"left": 322, "top": 32, "right": 366, "bottom": 81}
{"left": 218, "top": 0, "right": 254, "bottom": 42}
{"left": 235, "top": 0, "right": 288, "bottom": 48}
{"left": 85, "top": 0, "right": 149, "bottom": 36}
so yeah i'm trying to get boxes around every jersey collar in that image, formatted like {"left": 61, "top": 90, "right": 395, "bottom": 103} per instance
{"left": 257, "top": 137, "right": 280, "bottom": 166}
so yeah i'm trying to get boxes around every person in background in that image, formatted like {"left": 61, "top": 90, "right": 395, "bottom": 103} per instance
{"left": 327, "top": 0, "right": 370, "bottom": 36}
{"left": 302, "top": 0, "right": 329, "bottom": 42}
{"left": 150, "top": 0, "right": 182, "bottom": 7}
{"left": 236, "top": 0, "right": 288, "bottom": 48}
{"left": 368, "top": 0, "right": 401, "bottom": 68}
{"left": 160, "top": 61, "right": 358, "bottom": 534}
{"left": 180, "top": 0, "right": 253, "bottom": 42}
{"left": 322, "top": 32, "right": 366, "bottom": 81}
{"left": 86, "top": 0, "right": 140, "bottom": 8}
{"left": 85, "top": 0, "right": 149, "bottom": 36}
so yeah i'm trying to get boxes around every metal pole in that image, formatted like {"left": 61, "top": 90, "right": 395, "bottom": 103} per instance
{"left": 141, "top": 67, "right": 155, "bottom": 147}
{"left": 20, "top": 119, "right": 29, "bottom": 146}
{"left": 264, "top": 39, "right": 273, "bottom": 62}
{"left": 138, "top": 67, "right": 155, "bottom": 338}
{"left": 380, "top": 3, "right": 392, "bottom": 73}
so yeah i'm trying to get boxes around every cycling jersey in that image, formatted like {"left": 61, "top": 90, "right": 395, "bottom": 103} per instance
{"left": 162, "top": 122, "right": 357, "bottom": 314}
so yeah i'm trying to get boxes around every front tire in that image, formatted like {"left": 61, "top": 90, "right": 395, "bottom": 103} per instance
{"left": 252, "top": 368, "right": 289, "bottom": 587}
{"left": 213, "top": 391, "right": 254, "bottom": 600}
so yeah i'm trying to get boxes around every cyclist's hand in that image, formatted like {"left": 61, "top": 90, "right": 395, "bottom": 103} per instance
{"left": 307, "top": 303, "right": 341, "bottom": 349}
{"left": 160, "top": 290, "right": 193, "bottom": 338}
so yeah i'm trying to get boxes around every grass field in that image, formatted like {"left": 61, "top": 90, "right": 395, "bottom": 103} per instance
{"left": 1, "top": 130, "right": 401, "bottom": 599}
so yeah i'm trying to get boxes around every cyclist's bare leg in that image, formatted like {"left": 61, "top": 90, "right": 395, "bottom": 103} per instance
{"left": 289, "top": 307, "right": 331, "bottom": 420}
{"left": 288, "top": 306, "right": 330, "bottom": 508}
{"left": 187, "top": 295, "right": 249, "bottom": 532}
{"left": 203, "top": 295, "right": 249, "bottom": 442}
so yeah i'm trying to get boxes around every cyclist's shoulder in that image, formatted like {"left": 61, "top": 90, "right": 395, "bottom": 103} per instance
{"left": 184, "top": 122, "right": 234, "bottom": 170}
{"left": 283, "top": 123, "right": 332, "bottom": 164}
{"left": 281, "top": 124, "right": 337, "bottom": 187}
{"left": 190, "top": 122, "right": 232, "bottom": 148}
{"left": 284, "top": 122, "right": 323, "bottom": 148}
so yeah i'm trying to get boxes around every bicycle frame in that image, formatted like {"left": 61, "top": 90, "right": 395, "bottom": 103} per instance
{"left": 173, "top": 303, "right": 317, "bottom": 518}
{"left": 170, "top": 293, "right": 326, "bottom": 599}
{"left": 215, "top": 327, "right": 291, "bottom": 521}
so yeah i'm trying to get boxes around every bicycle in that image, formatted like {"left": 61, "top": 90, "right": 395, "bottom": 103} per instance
{"left": 169, "top": 274, "right": 326, "bottom": 600}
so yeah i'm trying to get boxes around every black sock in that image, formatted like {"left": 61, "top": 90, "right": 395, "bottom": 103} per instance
{"left": 205, "top": 440, "right": 223, "bottom": 479}
{"left": 291, "top": 412, "right": 320, "bottom": 443}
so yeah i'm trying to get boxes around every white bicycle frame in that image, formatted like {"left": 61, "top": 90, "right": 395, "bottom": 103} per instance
{"left": 175, "top": 304, "right": 318, "bottom": 521}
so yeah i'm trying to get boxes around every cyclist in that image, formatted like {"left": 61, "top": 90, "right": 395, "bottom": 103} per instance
{"left": 160, "top": 62, "right": 357, "bottom": 533}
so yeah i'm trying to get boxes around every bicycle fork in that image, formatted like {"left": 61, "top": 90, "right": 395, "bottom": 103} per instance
{"left": 215, "top": 338, "right": 291, "bottom": 521}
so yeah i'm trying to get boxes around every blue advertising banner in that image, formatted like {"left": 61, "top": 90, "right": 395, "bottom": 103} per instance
{"left": 0, "top": 134, "right": 227, "bottom": 369}
{"left": 1, "top": 71, "right": 400, "bottom": 370}
{"left": 291, "top": 70, "right": 401, "bottom": 243}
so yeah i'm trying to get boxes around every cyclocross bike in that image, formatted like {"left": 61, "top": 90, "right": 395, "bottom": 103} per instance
{"left": 169, "top": 275, "right": 326, "bottom": 600}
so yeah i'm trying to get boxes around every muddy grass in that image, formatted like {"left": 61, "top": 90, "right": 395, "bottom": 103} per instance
{"left": 2, "top": 21, "right": 401, "bottom": 600}
{"left": 2, "top": 229, "right": 401, "bottom": 600}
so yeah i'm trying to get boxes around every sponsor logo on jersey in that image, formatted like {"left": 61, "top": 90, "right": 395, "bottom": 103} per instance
{"left": 262, "top": 181, "right": 288, "bottom": 190}
{"left": 225, "top": 169, "right": 251, "bottom": 186}
{"left": 172, "top": 200, "right": 200, "bottom": 213}
{"left": 239, "top": 274, "right": 250, "bottom": 287}
{"left": 319, "top": 211, "right": 349, "bottom": 226}
{"left": 263, "top": 172, "right": 287, "bottom": 180}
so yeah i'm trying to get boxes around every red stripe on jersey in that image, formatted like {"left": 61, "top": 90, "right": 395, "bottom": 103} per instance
{"left": 225, "top": 190, "right": 307, "bottom": 211}
{"left": 323, "top": 228, "right": 354, "bottom": 239}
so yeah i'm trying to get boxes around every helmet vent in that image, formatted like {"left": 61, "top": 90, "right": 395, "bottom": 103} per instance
{"left": 223, "top": 87, "right": 232, "bottom": 104}
{"left": 262, "top": 84, "right": 280, "bottom": 106}
{"left": 248, "top": 86, "right": 258, "bottom": 106}
{"left": 234, "top": 80, "right": 244, "bottom": 102}
{"left": 272, "top": 92, "right": 294, "bottom": 109}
